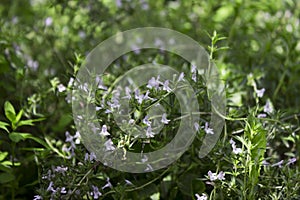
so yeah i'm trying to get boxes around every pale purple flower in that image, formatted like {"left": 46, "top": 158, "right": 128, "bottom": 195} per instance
{"left": 125, "top": 179, "right": 133, "bottom": 185}
{"left": 85, "top": 152, "right": 97, "bottom": 162}
{"left": 147, "top": 76, "right": 161, "bottom": 90}
{"left": 177, "top": 72, "right": 185, "bottom": 82}
{"left": 146, "top": 126, "right": 155, "bottom": 138}
{"left": 116, "top": 0, "right": 122, "bottom": 8}
{"left": 191, "top": 64, "right": 197, "bottom": 82}
{"left": 141, "top": 155, "right": 148, "bottom": 163}
{"left": 162, "top": 80, "right": 172, "bottom": 92}
{"left": 33, "top": 195, "right": 42, "bottom": 200}
{"left": 161, "top": 113, "right": 170, "bottom": 124}
{"left": 100, "top": 125, "right": 110, "bottom": 136}
{"left": 207, "top": 171, "right": 225, "bottom": 182}
{"left": 54, "top": 166, "right": 68, "bottom": 175}
{"left": 256, "top": 88, "right": 265, "bottom": 98}
{"left": 195, "top": 193, "right": 207, "bottom": 200}
{"left": 271, "top": 160, "right": 284, "bottom": 168}
{"left": 90, "top": 185, "right": 102, "bottom": 199}
{"left": 257, "top": 113, "right": 267, "bottom": 118}
{"left": 47, "top": 181, "right": 55, "bottom": 192}
{"left": 60, "top": 187, "right": 67, "bottom": 194}
{"left": 27, "top": 59, "right": 39, "bottom": 71}
{"left": 57, "top": 84, "right": 66, "bottom": 93}
{"left": 104, "top": 139, "right": 115, "bottom": 151}
{"left": 194, "top": 122, "right": 200, "bottom": 131}
{"left": 45, "top": 17, "right": 53, "bottom": 27}
{"left": 286, "top": 158, "right": 297, "bottom": 165}
{"left": 95, "top": 76, "right": 107, "bottom": 90}
{"left": 102, "top": 178, "right": 113, "bottom": 190}
{"left": 203, "top": 122, "right": 214, "bottom": 134}
{"left": 140, "top": 0, "right": 149, "bottom": 10}
{"left": 264, "top": 100, "right": 273, "bottom": 114}
{"left": 142, "top": 115, "right": 151, "bottom": 126}
{"left": 262, "top": 160, "right": 270, "bottom": 166}
{"left": 230, "top": 139, "right": 243, "bottom": 154}
{"left": 122, "top": 87, "right": 131, "bottom": 99}
{"left": 68, "top": 77, "right": 74, "bottom": 87}
{"left": 145, "top": 164, "right": 153, "bottom": 172}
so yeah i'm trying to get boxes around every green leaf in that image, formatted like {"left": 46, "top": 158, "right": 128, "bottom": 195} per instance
{"left": 14, "top": 109, "right": 23, "bottom": 124}
{"left": 0, "top": 172, "right": 15, "bottom": 183}
{"left": 4, "top": 101, "right": 16, "bottom": 123}
{"left": 17, "top": 117, "right": 46, "bottom": 127}
{"left": 0, "top": 121, "right": 9, "bottom": 133}
{"left": 9, "top": 132, "right": 30, "bottom": 143}
{"left": 0, "top": 152, "right": 8, "bottom": 162}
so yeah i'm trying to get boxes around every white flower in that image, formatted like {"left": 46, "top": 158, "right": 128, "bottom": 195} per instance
{"left": 33, "top": 195, "right": 43, "bottom": 200}
{"left": 104, "top": 139, "right": 115, "bottom": 151}
{"left": 100, "top": 125, "right": 110, "bottom": 136}
{"left": 194, "top": 122, "right": 200, "bottom": 131}
{"left": 217, "top": 171, "right": 225, "bottom": 180}
{"left": 90, "top": 185, "right": 102, "bottom": 199}
{"left": 60, "top": 187, "right": 67, "bottom": 194}
{"left": 161, "top": 113, "right": 170, "bottom": 124}
{"left": 195, "top": 193, "right": 207, "bottom": 200}
{"left": 141, "top": 155, "right": 148, "bottom": 163}
{"left": 191, "top": 64, "right": 197, "bottom": 82}
{"left": 256, "top": 88, "right": 265, "bottom": 98}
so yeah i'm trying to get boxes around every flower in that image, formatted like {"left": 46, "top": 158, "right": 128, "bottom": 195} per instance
{"left": 90, "top": 185, "right": 102, "bottom": 199}
{"left": 104, "top": 139, "right": 115, "bottom": 151}
{"left": 100, "top": 125, "right": 110, "bottom": 136}
{"left": 60, "top": 187, "right": 67, "bottom": 194}
{"left": 85, "top": 152, "right": 97, "bottom": 162}
{"left": 44, "top": 17, "right": 53, "bottom": 27}
{"left": 191, "top": 64, "right": 197, "bottom": 82}
{"left": 207, "top": 171, "right": 225, "bottom": 182}
{"left": 142, "top": 115, "right": 151, "bottom": 126}
{"left": 256, "top": 88, "right": 265, "bottom": 98}
{"left": 203, "top": 122, "right": 214, "bottom": 134}
{"left": 147, "top": 76, "right": 161, "bottom": 90}
{"left": 230, "top": 139, "right": 243, "bottom": 154}
{"left": 286, "top": 158, "right": 297, "bottom": 165}
{"left": 102, "top": 178, "right": 113, "bottom": 190}
{"left": 177, "top": 72, "right": 185, "bottom": 82}
{"left": 264, "top": 100, "right": 274, "bottom": 114}
{"left": 271, "top": 160, "right": 284, "bottom": 168}
{"left": 33, "top": 195, "right": 43, "bottom": 200}
{"left": 141, "top": 155, "right": 148, "bottom": 163}
{"left": 146, "top": 126, "right": 155, "bottom": 138}
{"left": 162, "top": 80, "right": 172, "bottom": 92}
{"left": 161, "top": 113, "right": 170, "bottom": 124}
{"left": 195, "top": 193, "right": 207, "bottom": 200}
{"left": 194, "top": 122, "right": 200, "bottom": 131}
{"left": 57, "top": 84, "right": 66, "bottom": 93}
{"left": 54, "top": 166, "right": 68, "bottom": 176}
{"left": 115, "top": 0, "right": 122, "bottom": 8}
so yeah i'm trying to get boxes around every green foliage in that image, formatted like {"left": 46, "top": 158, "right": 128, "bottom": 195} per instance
{"left": 0, "top": 0, "right": 299, "bottom": 199}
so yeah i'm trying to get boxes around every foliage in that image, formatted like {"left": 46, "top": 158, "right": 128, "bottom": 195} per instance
{"left": 0, "top": 0, "right": 299, "bottom": 199}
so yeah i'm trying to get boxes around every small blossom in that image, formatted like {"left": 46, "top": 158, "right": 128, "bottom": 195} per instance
{"left": 177, "top": 72, "right": 185, "bottom": 82}
{"left": 203, "top": 122, "right": 214, "bottom": 134}
{"left": 262, "top": 160, "right": 270, "bottom": 166}
{"left": 145, "top": 164, "right": 153, "bottom": 172}
{"left": 195, "top": 193, "right": 207, "bottom": 200}
{"left": 161, "top": 113, "right": 170, "bottom": 124}
{"left": 271, "top": 160, "right": 284, "bottom": 168}
{"left": 90, "top": 185, "right": 102, "bottom": 199}
{"left": 207, "top": 171, "right": 225, "bottom": 182}
{"left": 230, "top": 139, "right": 243, "bottom": 154}
{"left": 57, "top": 84, "right": 66, "bottom": 93}
{"left": 54, "top": 166, "right": 68, "bottom": 175}
{"left": 60, "top": 187, "right": 67, "bottom": 194}
{"left": 142, "top": 115, "right": 151, "bottom": 126}
{"left": 194, "top": 122, "right": 200, "bottom": 131}
{"left": 146, "top": 126, "right": 155, "bottom": 138}
{"left": 191, "top": 64, "right": 197, "bottom": 82}
{"left": 125, "top": 179, "right": 133, "bottom": 185}
{"left": 264, "top": 100, "right": 274, "bottom": 114}
{"left": 100, "top": 125, "right": 110, "bottom": 136}
{"left": 141, "top": 155, "right": 148, "bottom": 163}
{"left": 257, "top": 113, "right": 267, "bottom": 118}
{"left": 33, "top": 195, "right": 43, "bottom": 200}
{"left": 102, "top": 178, "right": 113, "bottom": 190}
{"left": 45, "top": 17, "right": 53, "bottom": 26}
{"left": 115, "top": 0, "right": 122, "bottom": 8}
{"left": 104, "top": 139, "right": 115, "bottom": 151}
{"left": 147, "top": 76, "right": 161, "bottom": 90}
{"left": 162, "top": 80, "right": 172, "bottom": 92}
{"left": 286, "top": 158, "right": 297, "bottom": 165}
{"left": 47, "top": 181, "right": 55, "bottom": 192}
{"left": 256, "top": 88, "right": 265, "bottom": 98}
